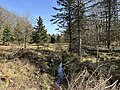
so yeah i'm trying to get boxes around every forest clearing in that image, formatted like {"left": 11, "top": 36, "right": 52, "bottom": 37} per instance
{"left": 0, "top": 43, "right": 120, "bottom": 90}
{"left": 0, "top": 0, "right": 120, "bottom": 90}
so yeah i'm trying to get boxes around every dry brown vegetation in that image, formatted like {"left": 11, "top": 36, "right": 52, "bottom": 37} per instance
{"left": 0, "top": 44, "right": 53, "bottom": 90}
{"left": 0, "top": 44, "right": 120, "bottom": 90}
{"left": 66, "top": 65, "right": 119, "bottom": 90}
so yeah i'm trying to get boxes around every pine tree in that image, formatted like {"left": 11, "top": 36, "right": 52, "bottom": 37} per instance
{"left": 31, "top": 16, "right": 47, "bottom": 48}
{"left": 51, "top": 0, "right": 75, "bottom": 52}
{"left": 52, "top": 0, "right": 86, "bottom": 56}
{"left": 73, "top": 0, "right": 85, "bottom": 56}
{"left": 88, "top": 0, "right": 119, "bottom": 48}
{"left": 31, "top": 30, "right": 38, "bottom": 44}
{"left": 2, "top": 26, "right": 12, "bottom": 45}
{"left": 14, "top": 23, "right": 24, "bottom": 44}
{"left": 56, "top": 34, "right": 61, "bottom": 43}
{"left": 50, "top": 34, "right": 56, "bottom": 43}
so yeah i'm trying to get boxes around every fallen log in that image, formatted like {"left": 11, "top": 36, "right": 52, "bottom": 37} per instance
{"left": 82, "top": 46, "right": 120, "bottom": 52}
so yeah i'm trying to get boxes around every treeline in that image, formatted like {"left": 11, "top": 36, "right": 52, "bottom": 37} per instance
{"left": 0, "top": 6, "right": 32, "bottom": 46}
{"left": 51, "top": 0, "right": 120, "bottom": 56}
{"left": 30, "top": 16, "right": 62, "bottom": 47}
{"left": 0, "top": 6, "right": 62, "bottom": 48}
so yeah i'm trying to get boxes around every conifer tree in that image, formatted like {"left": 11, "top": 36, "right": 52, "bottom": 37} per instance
{"left": 50, "top": 34, "right": 56, "bottom": 43}
{"left": 56, "top": 34, "right": 61, "bottom": 43}
{"left": 51, "top": 0, "right": 75, "bottom": 52}
{"left": 2, "top": 26, "right": 12, "bottom": 45}
{"left": 31, "top": 16, "right": 47, "bottom": 48}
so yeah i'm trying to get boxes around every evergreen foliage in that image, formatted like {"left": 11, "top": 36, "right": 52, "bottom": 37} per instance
{"left": 2, "top": 26, "right": 12, "bottom": 45}
{"left": 31, "top": 16, "right": 47, "bottom": 46}
{"left": 14, "top": 23, "right": 23, "bottom": 43}
{"left": 50, "top": 34, "right": 56, "bottom": 43}
{"left": 51, "top": 0, "right": 85, "bottom": 55}
{"left": 56, "top": 34, "right": 61, "bottom": 43}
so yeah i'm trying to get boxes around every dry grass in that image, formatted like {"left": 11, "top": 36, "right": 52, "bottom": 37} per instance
{"left": 0, "top": 44, "right": 120, "bottom": 90}
{"left": 0, "top": 44, "right": 54, "bottom": 90}
{"left": 65, "top": 65, "right": 119, "bottom": 90}
{"left": 0, "top": 59, "right": 45, "bottom": 90}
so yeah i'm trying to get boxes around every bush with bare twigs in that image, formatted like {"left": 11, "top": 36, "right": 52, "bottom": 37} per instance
{"left": 63, "top": 65, "right": 119, "bottom": 90}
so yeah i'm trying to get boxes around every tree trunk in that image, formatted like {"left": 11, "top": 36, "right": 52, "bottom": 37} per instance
{"left": 107, "top": 0, "right": 111, "bottom": 49}
{"left": 77, "top": 0, "right": 82, "bottom": 56}
{"left": 68, "top": 2, "right": 72, "bottom": 53}
{"left": 24, "top": 35, "right": 27, "bottom": 48}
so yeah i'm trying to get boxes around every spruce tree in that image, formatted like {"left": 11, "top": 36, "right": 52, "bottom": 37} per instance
{"left": 31, "top": 16, "right": 47, "bottom": 48}
{"left": 14, "top": 23, "right": 23, "bottom": 44}
{"left": 50, "top": 34, "right": 56, "bottom": 43}
{"left": 2, "top": 26, "right": 12, "bottom": 45}
{"left": 56, "top": 34, "right": 61, "bottom": 43}
{"left": 51, "top": 0, "right": 75, "bottom": 52}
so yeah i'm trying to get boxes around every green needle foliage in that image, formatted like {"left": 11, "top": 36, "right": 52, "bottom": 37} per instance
{"left": 31, "top": 16, "right": 47, "bottom": 47}
{"left": 2, "top": 26, "right": 12, "bottom": 45}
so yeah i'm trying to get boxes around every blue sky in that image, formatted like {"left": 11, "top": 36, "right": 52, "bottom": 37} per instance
{"left": 0, "top": 0, "right": 59, "bottom": 34}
